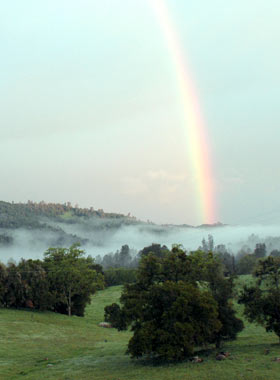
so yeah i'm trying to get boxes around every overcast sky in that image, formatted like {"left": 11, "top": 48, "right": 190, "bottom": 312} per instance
{"left": 1, "top": 0, "right": 280, "bottom": 225}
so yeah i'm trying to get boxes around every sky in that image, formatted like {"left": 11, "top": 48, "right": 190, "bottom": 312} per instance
{"left": 1, "top": 0, "right": 280, "bottom": 226}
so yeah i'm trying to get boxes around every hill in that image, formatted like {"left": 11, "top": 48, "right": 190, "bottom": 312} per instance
{"left": 0, "top": 201, "right": 227, "bottom": 263}
{"left": 0, "top": 200, "right": 138, "bottom": 230}
{"left": 0, "top": 201, "right": 144, "bottom": 261}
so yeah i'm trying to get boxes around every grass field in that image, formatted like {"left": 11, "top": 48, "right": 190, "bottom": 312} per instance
{"left": 1, "top": 281, "right": 280, "bottom": 380}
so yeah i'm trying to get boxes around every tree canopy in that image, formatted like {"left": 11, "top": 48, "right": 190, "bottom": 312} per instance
{"left": 105, "top": 246, "right": 243, "bottom": 360}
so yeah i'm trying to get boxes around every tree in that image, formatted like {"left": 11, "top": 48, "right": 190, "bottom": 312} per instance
{"left": 17, "top": 259, "right": 51, "bottom": 310}
{"left": 139, "top": 243, "right": 169, "bottom": 259}
{"left": 270, "top": 250, "right": 280, "bottom": 258}
{"left": 125, "top": 281, "right": 220, "bottom": 360}
{"left": 206, "top": 271, "right": 243, "bottom": 347}
{"left": 105, "top": 246, "right": 243, "bottom": 360}
{"left": 44, "top": 244, "right": 104, "bottom": 316}
{"left": 3, "top": 262, "right": 25, "bottom": 308}
{"left": 239, "top": 256, "right": 280, "bottom": 341}
{"left": 201, "top": 234, "right": 214, "bottom": 253}
{"left": 104, "top": 303, "right": 127, "bottom": 330}
{"left": 214, "top": 245, "right": 236, "bottom": 275}
{"left": 117, "top": 245, "right": 131, "bottom": 267}
{"left": 236, "top": 254, "right": 258, "bottom": 275}
{"left": 0, "top": 263, "right": 7, "bottom": 305}
{"left": 254, "top": 243, "right": 266, "bottom": 259}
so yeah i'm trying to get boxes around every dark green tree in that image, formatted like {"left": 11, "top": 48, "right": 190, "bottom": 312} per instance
{"left": 105, "top": 246, "right": 243, "bottom": 360}
{"left": 236, "top": 254, "right": 258, "bottom": 275}
{"left": 139, "top": 243, "right": 170, "bottom": 259}
{"left": 0, "top": 263, "right": 7, "bottom": 305}
{"left": 17, "top": 259, "right": 52, "bottom": 310}
{"left": 126, "top": 281, "right": 220, "bottom": 360}
{"left": 254, "top": 243, "right": 266, "bottom": 259}
{"left": 239, "top": 257, "right": 280, "bottom": 341}
{"left": 104, "top": 303, "right": 128, "bottom": 330}
{"left": 214, "top": 245, "right": 236, "bottom": 275}
{"left": 3, "top": 262, "right": 25, "bottom": 308}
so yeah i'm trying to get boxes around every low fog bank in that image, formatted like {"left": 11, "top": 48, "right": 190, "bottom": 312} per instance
{"left": 0, "top": 221, "right": 280, "bottom": 263}
{"left": 85, "top": 223, "right": 280, "bottom": 257}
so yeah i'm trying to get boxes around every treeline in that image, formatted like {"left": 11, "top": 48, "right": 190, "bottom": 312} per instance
{"left": 213, "top": 241, "right": 280, "bottom": 275}
{"left": 97, "top": 243, "right": 170, "bottom": 269}
{"left": 0, "top": 244, "right": 104, "bottom": 316}
{"left": 99, "top": 238, "right": 280, "bottom": 281}
{"left": 96, "top": 245, "right": 139, "bottom": 269}
{"left": 99, "top": 244, "right": 169, "bottom": 286}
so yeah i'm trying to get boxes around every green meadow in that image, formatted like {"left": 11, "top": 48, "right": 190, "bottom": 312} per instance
{"left": 1, "top": 281, "right": 280, "bottom": 380}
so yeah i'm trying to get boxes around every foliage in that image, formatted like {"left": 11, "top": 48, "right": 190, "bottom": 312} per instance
{"left": 201, "top": 234, "right": 214, "bottom": 253}
{"left": 139, "top": 243, "right": 170, "bottom": 258}
{"left": 206, "top": 274, "right": 243, "bottom": 347}
{"left": 104, "top": 268, "right": 137, "bottom": 286}
{"left": 104, "top": 302, "right": 128, "bottom": 330}
{"left": 0, "top": 244, "right": 104, "bottom": 316}
{"left": 105, "top": 247, "right": 243, "bottom": 360}
{"left": 97, "top": 245, "right": 139, "bottom": 269}
{"left": 17, "top": 259, "right": 52, "bottom": 310}
{"left": 44, "top": 244, "right": 104, "bottom": 316}
{"left": 214, "top": 245, "right": 236, "bottom": 275}
{"left": 254, "top": 243, "right": 267, "bottom": 258}
{"left": 236, "top": 254, "right": 258, "bottom": 275}
{"left": 239, "top": 256, "right": 280, "bottom": 340}
{"left": 0, "top": 263, "right": 7, "bottom": 305}
{"left": 126, "top": 281, "right": 220, "bottom": 360}
{"left": 3, "top": 262, "right": 25, "bottom": 308}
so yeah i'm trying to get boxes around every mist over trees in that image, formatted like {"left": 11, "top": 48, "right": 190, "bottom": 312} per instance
{"left": 1, "top": 201, "right": 280, "bottom": 279}
{"left": 1, "top": 206, "right": 280, "bottom": 363}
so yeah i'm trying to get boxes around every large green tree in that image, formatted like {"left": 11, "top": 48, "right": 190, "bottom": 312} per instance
{"left": 125, "top": 281, "right": 220, "bottom": 360}
{"left": 44, "top": 244, "right": 104, "bottom": 316}
{"left": 105, "top": 247, "right": 243, "bottom": 360}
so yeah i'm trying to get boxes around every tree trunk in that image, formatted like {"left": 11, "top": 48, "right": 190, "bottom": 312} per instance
{"left": 68, "top": 289, "right": 71, "bottom": 317}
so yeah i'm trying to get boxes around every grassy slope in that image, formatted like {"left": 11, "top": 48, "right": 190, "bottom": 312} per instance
{"left": 1, "top": 282, "right": 280, "bottom": 380}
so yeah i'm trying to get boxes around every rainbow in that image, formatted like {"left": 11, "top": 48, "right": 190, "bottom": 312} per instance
{"left": 150, "top": 0, "right": 217, "bottom": 224}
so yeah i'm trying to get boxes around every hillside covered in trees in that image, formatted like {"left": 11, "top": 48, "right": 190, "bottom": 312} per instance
{"left": 0, "top": 201, "right": 144, "bottom": 260}
{"left": 1, "top": 201, "right": 280, "bottom": 270}
{"left": 0, "top": 201, "right": 223, "bottom": 262}
{"left": 0, "top": 200, "right": 138, "bottom": 230}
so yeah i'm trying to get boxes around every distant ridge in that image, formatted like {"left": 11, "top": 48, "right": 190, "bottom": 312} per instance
{"left": 0, "top": 200, "right": 226, "bottom": 230}
{"left": 161, "top": 222, "right": 226, "bottom": 229}
{"left": 0, "top": 200, "right": 137, "bottom": 229}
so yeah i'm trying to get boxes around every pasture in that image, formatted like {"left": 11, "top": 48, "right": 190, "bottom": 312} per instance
{"left": 1, "top": 280, "right": 280, "bottom": 379}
